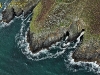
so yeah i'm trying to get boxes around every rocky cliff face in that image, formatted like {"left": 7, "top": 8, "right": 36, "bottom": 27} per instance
{"left": 29, "top": 0, "right": 100, "bottom": 64}
{"left": 2, "top": 0, "right": 100, "bottom": 64}
{"left": 72, "top": 0, "right": 100, "bottom": 65}
{"left": 29, "top": 0, "right": 87, "bottom": 52}
{"left": 2, "top": 0, "right": 39, "bottom": 23}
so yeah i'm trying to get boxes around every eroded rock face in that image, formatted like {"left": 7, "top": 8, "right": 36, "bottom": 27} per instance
{"left": 29, "top": 0, "right": 100, "bottom": 64}
{"left": 2, "top": 0, "right": 100, "bottom": 64}
{"left": 2, "top": 0, "right": 39, "bottom": 23}
{"left": 2, "top": 8, "right": 15, "bottom": 23}
{"left": 29, "top": 28, "right": 66, "bottom": 53}
{"left": 72, "top": 0, "right": 100, "bottom": 64}
{"left": 29, "top": 0, "right": 87, "bottom": 52}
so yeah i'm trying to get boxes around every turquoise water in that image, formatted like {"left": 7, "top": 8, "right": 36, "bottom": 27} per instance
{"left": 0, "top": 0, "right": 99, "bottom": 75}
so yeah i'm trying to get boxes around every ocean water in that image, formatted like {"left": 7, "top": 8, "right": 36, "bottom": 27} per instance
{"left": 0, "top": 0, "right": 99, "bottom": 75}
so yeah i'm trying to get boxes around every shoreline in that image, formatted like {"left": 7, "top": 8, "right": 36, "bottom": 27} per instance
{"left": 27, "top": 29, "right": 65, "bottom": 53}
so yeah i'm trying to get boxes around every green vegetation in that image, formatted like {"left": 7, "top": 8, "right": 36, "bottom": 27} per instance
{"left": 30, "top": 1, "right": 42, "bottom": 33}
{"left": 30, "top": 0, "right": 100, "bottom": 47}
{"left": 8, "top": 0, "right": 28, "bottom": 8}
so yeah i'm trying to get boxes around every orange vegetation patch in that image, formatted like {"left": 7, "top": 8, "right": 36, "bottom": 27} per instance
{"left": 36, "top": 0, "right": 55, "bottom": 22}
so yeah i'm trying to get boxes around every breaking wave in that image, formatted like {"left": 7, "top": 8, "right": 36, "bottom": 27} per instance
{"left": 15, "top": 12, "right": 70, "bottom": 61}
{"left": 63, "top": 36, "right": 100, "bottom": 74}
{"left": 16, "top": 25, "right": 66, "bottom": 61}
{"left": 64, "top": 51, "right": 100, "bottom": 74}
{"left": 0, "top": 0, "right": 13, "bottom": 28}
{"left": 0, "top": 0, "right": 9, "bottom": 11}
{"left": 15, "top": 12, "right": 100, "bottom": 74}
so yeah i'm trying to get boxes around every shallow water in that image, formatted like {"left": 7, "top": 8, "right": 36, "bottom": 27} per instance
{"left": 0, "top": 0, "right": 99, "bottom": 75}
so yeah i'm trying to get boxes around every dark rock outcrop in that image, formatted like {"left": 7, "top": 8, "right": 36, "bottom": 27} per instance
{"left": 28, "top": 28, "right": 67, "bottom": 53}
{"left": 2, "top": 8, "right": 16, "bottom": 23}
{"left": 29, "top": 0, "right": 86, "bottom": 52}
{"left": 3, "top": 0, "right": 100, "bottom": 65}
{"left": 30, "top": 0, "right": 100, "bottom": 65}
{"left": 2, "top": 0, "right": 40, "bottom": 23}
{"left": 72, "top": 0, "right": 100, "bottom": 64}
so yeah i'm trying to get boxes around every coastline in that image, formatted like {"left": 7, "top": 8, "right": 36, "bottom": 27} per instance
{"left": 1, "top": 0, "right": 100, "bottom": 65}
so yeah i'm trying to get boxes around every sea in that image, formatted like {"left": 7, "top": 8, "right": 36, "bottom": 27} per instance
{"left": 0, "top": 0, "right": 99, "bottom": 75}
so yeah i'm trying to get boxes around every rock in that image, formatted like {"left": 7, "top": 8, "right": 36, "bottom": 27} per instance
{"left": 29, "top": 0, "right": 100, "bottom": 65}
{"left": 2, "top": 0, "right": 100, "bottom": 65}
{"left": 29, "top": 0, "right": 86, "bottom": 52}
{"left": 28, "top": 28, "right": 66, "bottom": 53}
{"left": 2, "top": 0, "right": 40, "bottom": 23}
{"left": 72, "top": 0, "right": 100, "bottom": 64}
{"left": 23, "top": 5, "right": 35, "bottom": 17}
{"left": 2, "top": 7, "right": 15, "bottom": 23}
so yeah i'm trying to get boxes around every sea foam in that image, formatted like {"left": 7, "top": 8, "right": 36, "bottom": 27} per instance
{"left": 65, "top": 51, "right": 100, "bottom": 74}
{"left": 15, "top": 11, "right": 100, "bottom": 74}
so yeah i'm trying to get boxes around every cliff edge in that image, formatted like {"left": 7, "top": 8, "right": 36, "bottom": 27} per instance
{"left": 29, "top": 0, "right": 100, "bottom": 64}
{"left": 2, "top": 0, "right": 100, "bottom": 64}
{"left": 2, "top": 0, "right": 39, "bottom": 23}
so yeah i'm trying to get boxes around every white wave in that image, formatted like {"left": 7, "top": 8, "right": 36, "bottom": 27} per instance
{"left": 73, "top": 31, "right": 85, "bottom": 48}
{"left": 63, "top": 42, "right": 70, "bottom": 48}
{"left": 0, "top": 0, "right": 8, "bottom": 11}
{"left": 0, "top": 19, "right": 14, "bottom": 28}
{"left": 3, "top": 0, "right": 9, "bottom": 10}
{"left": 66, "top": 51, "right": 100, "bottom": 74}
{"left": 0, "top": 13, "right": 2, "bottom": 20}
{"left": 65, "top": 36, "right": 68, "bottom": 41}
{"left": 16, "top": 19, "right": 67, "bottom": 61}
{"left": 21, "top": 30, "right": 66, "bottom": 61}
{"left": 15, "top": 12, "right": 84, "bottom": 61}
{"left": 0, "top": 12, "right": 24, "bottom": 28}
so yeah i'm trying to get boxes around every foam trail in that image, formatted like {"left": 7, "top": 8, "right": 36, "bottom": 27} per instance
{"left": 0, "top": 11, "right": 24, "bottom": 28}
{"left": 61, "top": 33, "right": 70, "bottom": 49}
{"left": 15, "top": 15, "right": 68, "bottom": 61}
{"left": 0, "top": 13, "right": 2, "bottom": 20}
{"left": 20, "top": 30, "right": 66, "bottom": 61}
{"left": 62, "top": 42, "right": 70, "bottom": 48}
{"left": 73, "top": 31, "right": 85, "bottom": 48}
{"left": 66, "top": 51, "right": 100, "bottom": 74}
{"left": 23, "top": 31, "right": 66, "bottom": 61}
{"left": 0, "top": 19, "right": 14, "bottom": 28}
{"left": 65, "top": 36, "right": 68, "bottom": 41}
{"left": 0, "top": 0, "right": 13, "bottom": 28}
{"left": 0, "top": 0, "right": 8, "bottom": 11}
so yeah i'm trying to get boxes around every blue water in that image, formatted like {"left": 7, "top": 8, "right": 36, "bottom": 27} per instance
{"left": 0, "top": 0, "right": 99, "bottom": 75}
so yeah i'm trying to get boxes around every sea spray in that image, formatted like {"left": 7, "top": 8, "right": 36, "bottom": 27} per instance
{"left": 0, "top": 0, "right": 12, "bottom": 27}
{"left": 14, "top": 10, "right": 99, "bottom": 74}
{"left": 15, "top": 13, "right": 69, "bottom": 61}
{"left": 0, "top": 12, "right": 24, "bottom": 28}
{"left": 0, "top": 0, "right": 9, "bottom": 11}
{"left": 65, "top": 51, "right": 100, "bottom": 74}
{"left": 0, "top": 19, "right": 14, "bottom": 28}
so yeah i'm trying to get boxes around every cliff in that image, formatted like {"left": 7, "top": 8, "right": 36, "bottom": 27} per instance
{"left": 72, "top": 0, "right": 100, "bottom": 65}
{"left": 29, "top": 0, "right": 100, "bottom": 64}
{"left": 29, "top": 0, "right": 85, "bottom": 53}
{"left": 2, "top": 0, "right": 39, "bottom": 23}
{"left": 2, "top": 0, "right": 100, "bottom": 64}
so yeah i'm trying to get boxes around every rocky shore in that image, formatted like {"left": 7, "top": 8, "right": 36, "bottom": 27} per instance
{"left": 72, "top": 0, "right": 100, "bottom": 64}
{"left": 2, "top": 0, "right": 100, "bottom": 64}
{"left": 29, "top": 0, "right": 82, "bottom": 52}
{"left": 2, "top": 0, "right": 39, "bottom": 23}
